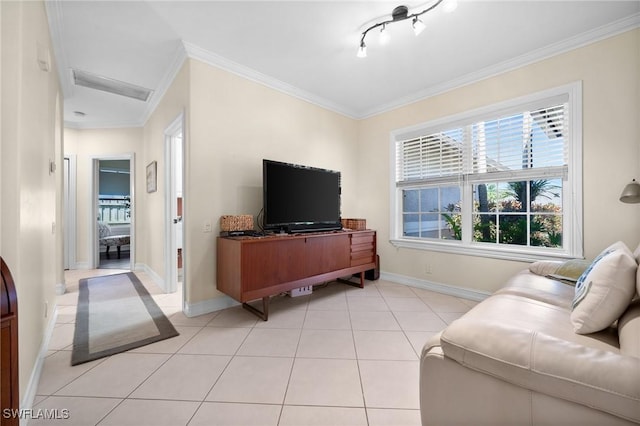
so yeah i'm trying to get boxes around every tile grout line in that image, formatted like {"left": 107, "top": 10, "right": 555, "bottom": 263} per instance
{"left": 276, "top": 294, "right": 310, "bottom": 425}
{"left": 348, "top": 283, "right": 370, "bottom": 425}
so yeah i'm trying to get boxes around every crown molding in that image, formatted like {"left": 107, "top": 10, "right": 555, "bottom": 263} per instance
{"left": 56, "top": 8, "right": 639, "bottom": 129}
{"left": 182, "top": 41, "right": 359, "bottom": 119}
{"left": 360, "top": 12, "right": 640, "bottom": 119}
{"left": 45, "top": 0, "right": 74, "bottom": 98}
{"left": 63, "top": 120, "right": 145, "bottom": 130}
{"left": 140, "top": 42, "right": 189, "bottom": 126}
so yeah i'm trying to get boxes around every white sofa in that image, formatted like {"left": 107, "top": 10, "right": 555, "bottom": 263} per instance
{"left": 420, "top": 245, "right": 640, "bottom": 425}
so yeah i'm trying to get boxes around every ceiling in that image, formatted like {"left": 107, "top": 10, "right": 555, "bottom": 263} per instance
{"left": 46, "top": 0, "right": 640, "bottom": 129}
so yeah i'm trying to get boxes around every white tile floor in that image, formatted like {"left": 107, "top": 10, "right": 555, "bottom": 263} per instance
{"left": 33, "top": 269, "right": 477, "bottom": 426}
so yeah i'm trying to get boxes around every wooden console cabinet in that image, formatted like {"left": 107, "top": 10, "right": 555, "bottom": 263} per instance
{"left": 217, "top": 230, "right": 376, "bottom": 320}
{"left": 1, "top": 257, "right": 18, "bottom": 426}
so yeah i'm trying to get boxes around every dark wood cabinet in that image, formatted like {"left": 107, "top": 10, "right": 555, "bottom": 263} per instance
{"left": 1, "top": 257, "right": 19, "bottom": 426}
{"left": 217, "top": 230, "right": 376, "bottom": 319}
{"left": 304, "top": 233, "right": 350, "bottom": 277}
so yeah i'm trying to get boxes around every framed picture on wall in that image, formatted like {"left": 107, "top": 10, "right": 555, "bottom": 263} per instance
{"left": 146, "top": 161, "right": 157, "bottom": 193}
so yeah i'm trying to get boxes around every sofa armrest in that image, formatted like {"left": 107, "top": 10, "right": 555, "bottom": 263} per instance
{"left": 420, "top": 331, "right": 444, "bottom": 359}
{"left": 440, "top": 320, "right": 640, "bottom": 423}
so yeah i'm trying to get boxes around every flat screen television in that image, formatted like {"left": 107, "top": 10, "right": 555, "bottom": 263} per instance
{"left": 263, "top": 159, "right": 342, "bottom": 233}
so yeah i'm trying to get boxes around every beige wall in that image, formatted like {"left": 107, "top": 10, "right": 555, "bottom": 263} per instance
{"left": 184, "top": 59, "right": 360, "bottom": 304}
{"left": 8, "top": 0, "right": 634, "bottom": 412}
{"left": 357, "top": 29, "right": 640, "bottom": 293}
{"left": 62, "top": 30, "right": 639, "bottom": 304}
{"left": 67, "top": 58, "right": 360, "bottom": 309}
{"left": 140, "top": 61, "right": 190, "bottom": 283}
{"left": 1, "top": 0, "right": 63, "bottom": 402}
{"left": 64, "top": 127, "right": 144, "bottom": 267}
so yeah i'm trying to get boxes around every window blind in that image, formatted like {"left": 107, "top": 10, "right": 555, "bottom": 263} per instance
{"left": 396, "top": 129, "right": 464, "bottom": 184}
{"left": 472, "top": 104, "right": 567, "bottom": 175}
{"left": 396, "top": 102, "right": 567, "bottom": 185}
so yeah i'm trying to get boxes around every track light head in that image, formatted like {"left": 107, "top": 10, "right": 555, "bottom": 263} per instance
{"left": 379, "top": 24, "right": 390, "bottom": 45}
{"left": 357, "top": 41, "right": 367, "bottom": 58}
{"left": 412, "top": 17, "right": 426, "bottom": 36}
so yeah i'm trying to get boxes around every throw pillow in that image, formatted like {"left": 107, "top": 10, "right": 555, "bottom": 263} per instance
{"left": 528, "top": 259, "right": 591, "bottom": 285}
{"left": 528, "top": 260, "right": 563, "bottom": 277}
{"left": 571, "top": 241, "right": 637, "bottom": 334}
{"left": 554, "top": 259, "right": 592, "bottom": 281}
{"left": 633, "top": 243, "right": 640, "bottom": 264}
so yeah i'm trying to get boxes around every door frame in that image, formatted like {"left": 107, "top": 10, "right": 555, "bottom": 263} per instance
{"left": 89, "top": 153, "right": 135, "bottom": 269}
{"left": 164, "top": 112, "right": 186, "bottom": 300}
{"left": 63, "top": 154, "right": 77, "bottom": 271}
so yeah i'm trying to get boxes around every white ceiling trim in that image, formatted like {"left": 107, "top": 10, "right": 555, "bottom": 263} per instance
{"left": 183, "top": 41, "right": 360, "bottom": 119}
{"left": 65, "top": 118, "right": 147, "bottom": 130}
{"left": 184, "top": 12, "right": 639, "bottom": 122}
{"left": 359, "top": 12, "right": 640, "bottom": 119}
{"left": 45, "top": 0, "right": 73, "bottom": 98}
{"left": 140, "top": 42, "right": 189, "bottom": 126}
{"left": 55, "top": 6, "right": 640, "bottom": 129}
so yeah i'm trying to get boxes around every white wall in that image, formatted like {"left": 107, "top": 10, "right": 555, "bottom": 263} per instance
{"left": 1, "top": 0, "right": 63, "bottom": 402}
{"left": 357, "top": 29, "right": 640, "bottom": 293}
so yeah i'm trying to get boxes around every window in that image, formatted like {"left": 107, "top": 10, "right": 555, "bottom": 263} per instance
{"left": 390, "top": 83, "right": 582, "bottom": 261}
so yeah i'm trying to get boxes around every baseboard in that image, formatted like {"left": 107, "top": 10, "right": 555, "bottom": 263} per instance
{"left": 134, "top": 263, "right": 165, "bottom": 292}
{"left": 184, "top": 295, "right": 240, "bottom": 318}
{"left": 183, "top": 272, "right": 489, "bottom": 318}
{"left": 19, "top": 305, "right": 59, "bottom": 426}
{"left": 55, "top": 281, "right": 66, "bottom": 296}
{"left": 73, "top": 261, "right": 90, "bottom": 270}
{"left": 128, "top": 265, "right": 487, "bottom": 316}
{"left": 380, "top": 271, "right": 491, "bottom": 302}
{"left": 131, "top": 263, "right": 238, "bottom": 317}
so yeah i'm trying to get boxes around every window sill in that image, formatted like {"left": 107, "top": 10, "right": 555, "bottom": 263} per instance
{"left": 389, "top": 238, "right": 580, "bottom": 262}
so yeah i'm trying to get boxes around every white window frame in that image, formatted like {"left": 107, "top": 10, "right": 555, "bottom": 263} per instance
{"left": 389, "top": 82, "right": 583, "bottom": 262}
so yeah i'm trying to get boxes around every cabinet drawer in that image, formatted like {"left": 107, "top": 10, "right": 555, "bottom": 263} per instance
{"left": 351, "top": 233, "right": 375, "bottom": 246}
{"left": 351, "top": 242, "right": 374, "bottom": 253}
{"left": 351, "top": 249, "right": 373, "bottom": 261}
{"left": 351, "top": 255, "right": 374, "bottom": 267}
{"left": 350, "top": 231, "right": 375, "bottom": 267}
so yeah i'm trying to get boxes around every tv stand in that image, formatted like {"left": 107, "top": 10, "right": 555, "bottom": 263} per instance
{"left": 217, "top": 230, "right": 376, "bottom": 320}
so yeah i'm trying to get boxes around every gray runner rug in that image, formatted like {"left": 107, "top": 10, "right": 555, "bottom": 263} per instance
{"left": 71, "top": 272, "right": 179, "bottom": 366}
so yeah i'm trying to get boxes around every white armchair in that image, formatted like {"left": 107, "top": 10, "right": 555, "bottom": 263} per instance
{"left": 98, "top": 221, "right": 130, "bottom": 259}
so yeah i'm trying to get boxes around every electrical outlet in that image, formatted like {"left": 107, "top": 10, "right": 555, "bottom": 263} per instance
{"left": 203, "top": 221, "right": 212, "bottom": 233}
{"left": 425, "top": 263, "right": 432, "bottom": 275}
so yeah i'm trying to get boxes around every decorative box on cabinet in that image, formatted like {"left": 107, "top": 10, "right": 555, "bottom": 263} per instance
{"left": 217, "top": 230, "right": 376, "bottom": 320}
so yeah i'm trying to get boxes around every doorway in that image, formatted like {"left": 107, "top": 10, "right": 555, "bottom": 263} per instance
{"left": 165, "top": 114, "right": 185, "bottom": 298}
{"left": 91, "top": 154, "right": 135, "bottom": 270}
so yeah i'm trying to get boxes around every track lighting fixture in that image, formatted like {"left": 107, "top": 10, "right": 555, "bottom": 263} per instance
{"left": 357, "top": 0, "right": 457, "bottom": 58}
